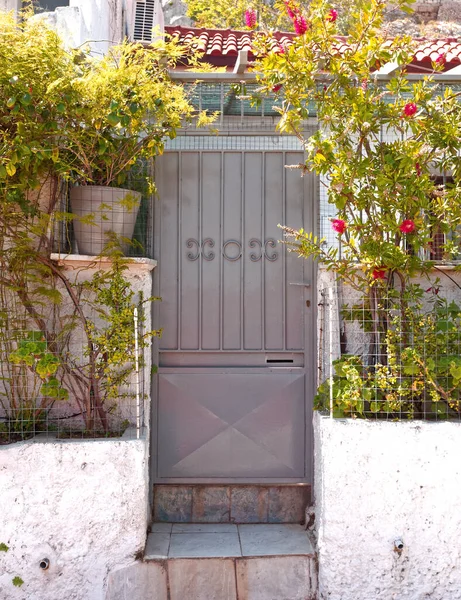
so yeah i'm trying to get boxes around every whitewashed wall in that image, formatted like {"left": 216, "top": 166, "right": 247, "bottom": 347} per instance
{"left": 0, "top": 434, "right": 148, "bottom": 600}
{"left": 31, "top": 0, "right": 123, "bottom": 55}
{"left": 314, "top": 412, "right": 461, "bottom": 600}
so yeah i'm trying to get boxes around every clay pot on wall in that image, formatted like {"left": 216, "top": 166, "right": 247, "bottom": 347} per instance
{"left": 70, "top": 186, "right": 141, "bottom": 256}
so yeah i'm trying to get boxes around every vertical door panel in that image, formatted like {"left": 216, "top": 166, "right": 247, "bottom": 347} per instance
{"left": 158, "top": 153, "right": 179, "bottom": 350}
{"left": 285, "top": 153, "right": 305, "bottom": 351}
{"left": 243, "top": 153, "right": 263, "bottom": 350}
{"left": 201, "top": 153, "right": 221, "bottom": 350}
{"left": 264, "top": 153, "right": 285, "bottom": 350}
{"left": 222, "top": 153, "right": 243, "bottom": 350}
{"left": 180, "top": 153, "right": 200, "bottom": 349}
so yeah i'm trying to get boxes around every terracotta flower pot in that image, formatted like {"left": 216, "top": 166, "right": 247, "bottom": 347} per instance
{"left": 70, "top": 186, "right": 141, "bottom": 256}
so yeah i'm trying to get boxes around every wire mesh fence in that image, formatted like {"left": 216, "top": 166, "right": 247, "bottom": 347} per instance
{"left": 0, "top": 279, "right": 149, "bottom": 444}
{"left": 318, "top": 283, "right": 461, "bottom": 420}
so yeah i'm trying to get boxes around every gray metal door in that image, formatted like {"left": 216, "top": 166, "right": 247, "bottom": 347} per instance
{"left": 153, "top": 147, "right": 316, "bottom": 483}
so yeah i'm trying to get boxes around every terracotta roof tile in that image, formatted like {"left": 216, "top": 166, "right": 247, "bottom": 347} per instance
{"left": 165, "top": 25, "right": 461, "bottom": 69}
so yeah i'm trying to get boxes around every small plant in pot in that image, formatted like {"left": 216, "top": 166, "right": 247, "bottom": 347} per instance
{"left": 63, "top": 40, "right": 212, "bottom": 256}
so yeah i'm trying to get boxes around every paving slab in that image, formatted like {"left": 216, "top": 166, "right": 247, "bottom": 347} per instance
{"left": 236, "top": 555, "right": 315, "bottom": 600}
{"left": 168, "top": 531, "right": 241, "bottom": 558}
{"left": 144, "top": 532, "right": 170, "bottom": 560}
{"left": 168, "top": 558, "right": 237, "bottom": 600}
{"left": 192, "top": 485, "right": 231, "bottom": 522}
{"left": 105, "top": 561, "right": 167, "bottom": 600}
{"left": 238, "top": 524, "right": 314, "bottom": 557}
{"left": 150, "top": 523, "right": 173, "bottom": 533}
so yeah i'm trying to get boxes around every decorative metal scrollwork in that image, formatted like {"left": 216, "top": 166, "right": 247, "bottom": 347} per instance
{"left": 186, "top": 238, "right": 215, "bottom": 261}
{"left": 264, "top": 239, "right": 278, "bottom": 262}
{"left": 202, "top": 238, "right": 215, "bottom": 261}
{"left": 249, "top": 238, "right": 262, "bottom": 261}
{"left": 249, "top": 238, "right": 279, "bottom": 262}
{"left": 222, "top": 240, "right": 242, "bottom": 262}
{"left": 186, "top": 238, "right": 278, "bottom": 261}
{"left": 186, "top": 238, "right": 200, "bottom": 261}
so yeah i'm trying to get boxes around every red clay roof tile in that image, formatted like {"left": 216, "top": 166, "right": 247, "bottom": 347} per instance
{"left": 165, "top": 25, "right": 461, "bottom": 69}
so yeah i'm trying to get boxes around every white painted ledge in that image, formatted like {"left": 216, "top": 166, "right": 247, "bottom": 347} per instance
{"left": 50, "top": 253, "right": 157, "bottom": 272}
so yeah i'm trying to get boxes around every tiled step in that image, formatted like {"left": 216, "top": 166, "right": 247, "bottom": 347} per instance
{"left": 153, "top": 484, "right": 311, "bottom": 524}
{"left": 106, "top": 524, "right": 317, "bottom": 600}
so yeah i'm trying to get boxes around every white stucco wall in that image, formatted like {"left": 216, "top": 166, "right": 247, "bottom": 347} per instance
{"left": 314, "top": 412, "right": 461, "bottom": 600}
{"left": 32, "top": 0, "right": 123, "bottom": 55}
{"left": 0, "top": 434, "right": 148, "bottom": 600}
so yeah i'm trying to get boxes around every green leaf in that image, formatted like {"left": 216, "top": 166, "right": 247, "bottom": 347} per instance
{"left": 450, "top": 363, "right": 461, "bottom": 383}
{"left": 106, "top": 112, "right": 120, "bottom": 126}
{"left": 403, "top": 362, "right": 420, "bottom": 376}
{"left": 0, "top": 543, "right": 9, "bottom": 552}
{"left": 6, "top": 163, "right": 16, "bottom": 177}
{"left": 12, "top": 577, "right": 24, "bottom": 588}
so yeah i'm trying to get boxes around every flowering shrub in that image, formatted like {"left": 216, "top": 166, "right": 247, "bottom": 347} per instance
{"left": 253, "top": 0, "right": 461, "bottom": 418}
{"left": 254, "top": 0, "right": 461, "bottom": 289}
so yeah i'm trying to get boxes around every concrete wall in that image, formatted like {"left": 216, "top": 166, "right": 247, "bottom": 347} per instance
{"left": 0, "top": 433, "right": 148, "bottom": 600}
{"left": 314, "top": 412, "right": 461, "bottom": 600}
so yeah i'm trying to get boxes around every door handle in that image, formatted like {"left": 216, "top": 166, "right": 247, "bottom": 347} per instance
{"left": 289, "top": 282, "right": 311, "bottom": 287}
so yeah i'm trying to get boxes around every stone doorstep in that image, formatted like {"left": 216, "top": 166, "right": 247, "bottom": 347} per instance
{"left": 106, "top": 555, "right": 317, "bottom": 600}
{"left": 105, "top": 526, "right": 317, "bottom": 600}
{"left": 145, "top": 523, "right": 315, "bottom": 560}
{"left": 131, "top": 525, "right": 317, "bottom": 600}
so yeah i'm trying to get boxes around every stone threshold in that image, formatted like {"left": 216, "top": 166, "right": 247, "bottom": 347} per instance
{"left": 145, "top": 523, "right": 314, "bottom": 560}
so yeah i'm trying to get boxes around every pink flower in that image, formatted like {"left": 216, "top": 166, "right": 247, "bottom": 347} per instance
{"left": 372, "top": 268, "right": 387, "bottom": 280}
{"left": 415, "top": 162, "right": 422, "bottom": 176}
{"left": 403, "top": 102, "right": 417, "bottom": 117}
{"left": 399, "top": 219, "right": 416, "bottom": 234}
{"left": 293, "top": 15, "right": 308, "bottom": 35}
{"left": 245, "top": 8, "right": 257, "bottom": 28}
{"left": 284, "top": 0, "right": 297, "bottom": 19}
{"left": 272, "top": 84, "right": 283, "bottom": 93}
{"left": 435, "top": 53, "right": 446, "bottom": 66}
{"left": 327, "top": 8, "right": 338, "bottom": 22}
{"left": 277, "top": 44, "right": 286, "bottom": 54}
{"left": 331, "top": 218, "right": 347, "bottom": 234}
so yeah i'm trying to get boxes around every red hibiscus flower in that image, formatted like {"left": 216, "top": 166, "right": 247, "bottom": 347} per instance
{"left": 327, "top": 8, "right": 338, "bottom": 22}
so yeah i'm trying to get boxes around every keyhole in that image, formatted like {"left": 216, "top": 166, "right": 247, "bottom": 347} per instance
{"left": 306, "top": 300, "right": 311, "bottom": 308}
